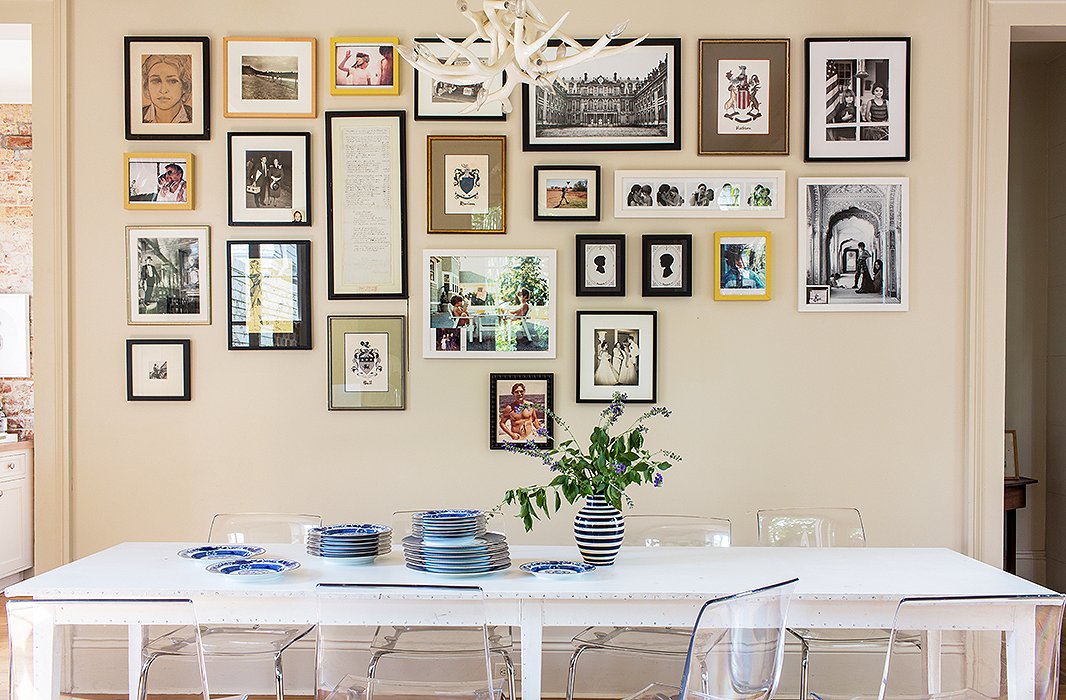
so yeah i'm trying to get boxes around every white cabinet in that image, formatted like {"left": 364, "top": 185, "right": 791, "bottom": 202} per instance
{"left": 0, "top": 446, "right": 31, "bottom": 577}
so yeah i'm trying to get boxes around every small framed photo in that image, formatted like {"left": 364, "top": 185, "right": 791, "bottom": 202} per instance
{"left": 490, "top": 373, "right": 554, "bottom": 450}
{"left": 227, "top": 240, "right": 312, "bottom": 350}
{"left": 328, "top": 315, "right": 406, "bottom": 410}
{"left": 806, "top": 286, "right": 830, "bottom": 305}
{"left": 533, "top": 165, "right": 600, "bottom": 221}
{"left": 1005, "top": 429, "right": 1020, "bottom": 478}
{"left": 576, "top": 234, "right": 626, "bottom": 297}
{"left": 0, "top": 294, "right": 30, "bottom": 378}
{"left": 126, "top": 339, "right": 191, "bottom": 401}
{"left": 224, "top": 37, "right": 316, "bottom": 118}
{"left": 127, "top": 225, "right": 210, "bottom": 325}
{"left": 428, "top": 135, "right": 506, "bottom": 234}
{"left": 615, "top": 170, "right": 785, "bottom": 218}
{"left": 805, "top": 37, "right": 911, "bottom": 161}
{"left": 124, "top": 36, "right": 210, "bottom": 140}
{"left": 698, "top": 39, "right": 790, "bottom": 156}
{"left": 714, "top": 232, "right": 771, "bottom": 301}
{"left": 227, "top": 132, "right": 311, "bottom": 226}
{"left": 124, "top": 153, "right": 193, "bottom": 210}
{"left": 330, "top": 37, "right": 398, "bottom": 96}
{"left": 577, "top": 311, "right": 657, "bottom": 403}
{"left": 413, "top": 38, "right": 506, "bottom": 121}
{"left": 642, "top": 234, "right": 692, "bottom": 297}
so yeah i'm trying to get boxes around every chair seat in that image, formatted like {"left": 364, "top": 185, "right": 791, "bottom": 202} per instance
{"left": 144, "top": 624, "right": 313, "bottom": 657}
{"left": 572, "top": 626, "right": 694, "bottom": 655}
{"left": 810, "top": 690, "right": 995, "bottom": 700}
{"left": 371, "top": 625, "right": 513, "bottom": 654}
{"left": 789, "top": 627, "right": 921, "bottom": 647}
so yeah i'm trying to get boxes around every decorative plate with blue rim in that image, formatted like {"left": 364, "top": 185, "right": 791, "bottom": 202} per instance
{"left": 205, "top": 558, "right": 300, "bottom": 579}
{"left": 416, "top": 509, "right": 484, "bottom": 521}
{"left": 519, "top": 561, "right": 596, "bottom": 578}
{"left": 178, "top": 545, "right": 266, "bottom": 560}
{"left": 309, "top": 524, "right": 392, "bottom": 537}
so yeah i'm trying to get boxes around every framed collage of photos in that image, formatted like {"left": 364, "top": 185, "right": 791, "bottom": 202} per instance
{"left": 126, "top": 339, "right": 191, "bottom": 401}
{"left": 327, "top": 315, "right": 406, "bottom": 410}
{"left": 615, "top": 170, "right": 785, "bottom": 219}
{"left": 575, "top": 234, "right": 626, "bottom": 297}
{"left": 227, "top": 240, "right": 312, "bottom": 349}
{"left": 576, "top": 311, "right": 657, "bottom": 403}
{"left": 124, "top": 153, "right": 193, "bottom": 210}
{"left": 642, "top": 234, "right": 692, "bottom": 298}
{"left": 124, "top": 36, "right": 210, "bottom": 140}
{"left": 489, "top": 373, "right": 554, "bottom": 450}
{"left": 126, "top": 225, "right": 210, "bottom": 325}
{"left": 714, "top": 232, "right": 771, "bottom": 301}
{"left": 533, "top": 165, "right": 600, "bottom": 222}
{"left": 329, "top": 37, "right": 399, "bottom": 96}
{"left": 427, "top": 135, "right": 506, "bottom": 234}
{"left": 227, "top": 132, "right": 311, "bottom": 226}
{"left": 412, "top": 38, "right": 507, "bottom": 121}
{"left": 223, "top": 37, "right": 317, "bottom": 118}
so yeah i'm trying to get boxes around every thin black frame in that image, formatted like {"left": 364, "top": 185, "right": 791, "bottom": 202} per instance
{"left": 642, "top": 234, "right": 692, "bottom": 297}
{"left": 522, "top": 38, "right": 683, "bottom": 152}
{"left": 325, "top": 111, "right": 409, "bottom": 299}
{"left": 576, "top": 310, "right": 657, "bottom": 404}
{"left": 488, "top": 373, "right": 554, "bottom": 450}
{"left": 575, "top": 234, "right": 626, "bottom": 297}
{"left": 327, "top": 315, "right": 407, "bottom": 411}
{"left": 533, "top": 165, "right": 601, "bottom": 222}
{"left": 803, "top": 37, "right": 911, "bottom": 162}
{"left": 226, "top": 240, "right": 313, "bottom": 350}
{"left": 412, "top": 38, "right": 507, "bottom": 122}
{"left": 227, "top": 132, "right": 312, "bottom": 227}
{"left": 124, "top": 36, "right": 210, "bottom": 141}
{"left": 125, "top": 339, "right": 191, "bottom": 401}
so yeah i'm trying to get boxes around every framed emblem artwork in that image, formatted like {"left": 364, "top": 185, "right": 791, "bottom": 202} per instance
{"left": 327, "top": 315, "right": 406, "bottom": 410}
{"left": 427, "top": 135, "right": 506, "bottom": 234}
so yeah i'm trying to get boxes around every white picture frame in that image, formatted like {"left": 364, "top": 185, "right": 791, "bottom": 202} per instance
{"left": 0, "top": 294, "right": 30, "bottom": 378}
{"left": 615, "top": 170, "right": 785, "bottom": 218}
{"left": 223, "top": 37, "right": 316, "bottom": 118}
{"left": 126, "top": 225, "right": 211, "bottom": 325}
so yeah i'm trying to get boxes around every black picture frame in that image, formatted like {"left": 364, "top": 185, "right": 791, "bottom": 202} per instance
{"left": 576, "top": 310, "right": 657, "bottom": 404}
{"left": 124, "top": 36, "right": 210, "bottom": 141}
{"left": 226, "top": 240, "right": 312, "bottom": 350}
{"left": 489, "top": 373, "right": 554, "bottom": 450}
{"left": 412, "top": 38, "right": 508, "bottom": 122}
{"left": 522, "top": 37, "right": 682, "bottom": 152}
{"left": 227, "top": 132, "right": 312, "bottom": 226}
{"left": 125, "top": 339, "right": 191, "bottom": 401}
{"left": 533, "top": 165, "right": 601, "bottom": 221}
{"left": 575, "top": 234, "right": 626, "bottom": 297}
{"left": 642, "top": 234, "right": 692, "bottom": 297}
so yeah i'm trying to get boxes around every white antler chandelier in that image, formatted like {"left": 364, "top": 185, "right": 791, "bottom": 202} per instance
{"left": 397, "top": 0, "right": 646, "bottom": 113}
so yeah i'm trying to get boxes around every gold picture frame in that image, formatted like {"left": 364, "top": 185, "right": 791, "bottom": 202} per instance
{"left": 714, "top": 232, "right": 771, "bottom": 301}
{"left": 329, "top": 37, "right": 399, "bottom": 96}
{"left": 427, "top": 135, "right": 506, "bottom": 234}
{"left": 223, "top": 37, "right": 317, "bottom": 118}
{"left": 124, "top": 153, "right": 194, "bottom": 210}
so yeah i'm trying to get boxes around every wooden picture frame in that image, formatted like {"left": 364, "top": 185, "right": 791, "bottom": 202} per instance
{"left": 124, "top": 153, "right": 193, "bottom": 210}
{"left": 227, "top": 132, "right": 312, "bottom": 226}
{"left": 328, "top": 315, "right": 406, "bottom": 410}
{"left": 126, "top": 339, "right": 191, "bottom": 401}
{"left": 412, "top": 38, "right": 507, "bottom": 121}
{"left": 126, "top": 225, "right": 211, "bottom": 326}
{"left": 329, "top": 37, "right": 399, "bottom": 96}
{"left": 227, "top": 240, "right": 312, "bottom": 350}
{"left": 714, "top": 232, "right": 771, "bottom": 301}
{"left": 575, "top": 234, "right": 626, "bottom": 297}
{"left": 642, "top": 234, "right": 692, "bottom": 298}
{"left": 1005, "top": 429, "right": 1021, "bottom": 478}
{"left": 576, "top": 311, "right": 657, "bottom": 403}
{"left": 489, "top": 373, "right": 554, "bottom": 450}
{"left": 427, "top": 135, "right": 506, "bottom": 234}
{"left": 224, "top": 37, "right": 316, "bottom": 118}
{"left": 124, "top": 36, "right": 210, "bottom": 141}
{"left": 533, "top": 165, "right": 600, "bottom": 221}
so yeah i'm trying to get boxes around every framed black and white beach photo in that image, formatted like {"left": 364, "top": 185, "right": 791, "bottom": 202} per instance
{"left": 533, "top": 165, "right": 600, "bottom": 221}
{"left": 126, "top": 225, "right": 210, "bottom": 325}
{"left": 327, "top": 315, "right": 406, "bottom": 411}
{"left": 798, "top": 177, "right": 909, "bottom": 312}
{"left": 642, "top": 234, "right": 692, "bottom": 297}
{"left": 805, "top": 38, "right": 911, "bottom": 161}
{"left": 126, "top": 339, "right": 191, "bottom": 401}
{"left": 223, "top": 37, "right": 316, "bottom": 118}
{"left": 522, "top": 38, "right": 681, "bottom": 151}
{"left": 413, "top": 38, "right": 507, "bottom": 121}
{"left": 577, "top": 311, "right": 657, "bottom": 403}
{"left": 227, "top": 132, "right": 311, "bottom": 226}
{"left": 489, "top": 373, "right": 554, "bottom": 450}
{"left": 576, "top": 234, "right": 626, "bottom": 297}
{"left": 227, "top": 240, "right": 312, "bottom": 349}
{"left": 124, "top": 36, "right": 210, "bottom": 140}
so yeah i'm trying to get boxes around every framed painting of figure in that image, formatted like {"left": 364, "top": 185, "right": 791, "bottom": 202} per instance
{"left": 124, "top": 36, "right": 210, "bottom": 140}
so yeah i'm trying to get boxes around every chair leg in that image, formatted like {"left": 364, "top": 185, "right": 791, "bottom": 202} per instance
{"left": 799, "top": 639, "right": 810, "bottom": 700}
{"left": 496, "top": 649, "right": 517, "bottom": 700}
{"left": 565, "top": 646, "right": 589, "bottom": 700}
{"left": 699, "top": 656, "right": 710, "bottom": 696}
{"left": 136, "top": 654, "right": 157, "bottom": 700}
{"left": 274, "top": 651, "right": 285, "bottom": 700}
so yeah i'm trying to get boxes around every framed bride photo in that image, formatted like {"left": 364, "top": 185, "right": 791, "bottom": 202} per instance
{"left": 575, "top": 311, "right": 657, "bottom": 403}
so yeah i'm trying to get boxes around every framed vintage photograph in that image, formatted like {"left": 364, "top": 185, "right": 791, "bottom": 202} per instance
{"left": 523, "top": 38, "right": 681, "bottom": 151}
{"left": 642, "top": 234, "right": 692, "bottom": 298}
{"left": 328, "top": 315, "right": 406, "bottom": 410}
{"left": 126, "top": 339, "right": 190, "bottom": 401}
{"left": 424, "top": 249, "right": 556, "bottom": 359}
{"left": 224, "top": 37, "right": 316, "bottom": 118}
{"left": 576, "top": 234, "right": 625, "bottom": 297}
{"left": 714, "top": 232, "right": 771, "bottom": 301}
{"left": 326, "top": 111, "right": 408, "bottom": 299}
{"left": 227, "top": 240, "right": 312, "bottom": 350}
{"left": 329, "top": 37, "right": 398, "bottom": 96}
{"left": 805, "top": 37, "right": 911, "bottom": 161}
{"left": 0, "top": 294, "right": 30, "bottom": 378}
{"left": 428, "top": 135, "right": 506, "bottom": 234}
{"left": 576, "top": 311, "right": 657, "bottom": 403}
{"left": 1005, "top": 429, "right": 1020, "bottom": 478}
{"left": 799, "top": 177, "right": 909, "bottom": 312}
{"left": 489, "top": 373, "right": 554, "bottom": 450}
{"left": 698, "top": 38, "right": 789, "bottom": 155}
{"left": 615, "top": 170, "right": 785, "bottom": 218}
{"left": 124, "top": 36, "right": 210, "bottom": 140}
{"left": 126, "top": 225, "right": 210, "bottom": 325}
{"left": 533, "top": 165, "right": 600, "bottom": 221}
{"left": 124, "top": 153, "right": 193, "bottom": 210}
{"left": 413, "top": 38, "right": 506, "bottom": 121}
{"left": 227, "top": 132, "right": 311, "bottom": 226}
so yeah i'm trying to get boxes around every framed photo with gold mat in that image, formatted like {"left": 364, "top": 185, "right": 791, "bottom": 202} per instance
{"left": 427, "top": 135, "right": 506, "bottom": 234}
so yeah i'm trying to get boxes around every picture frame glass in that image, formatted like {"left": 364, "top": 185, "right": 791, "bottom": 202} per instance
{"left": 225, "top": 38, "right": 316, "bottom": 117}
{"left": 228, "top": 241, "right": 312, "bottom": 349}
{"left": 125, "top": 37, "right": 209, "bottom": 139}
{"left": 228, "top": 133, "right": 311, "bottom": 225}
{"left": 328, "top": 316, "right": 405, "bottom": 410}
{"left": 699, "top": 39, "right": 789, "bottom": 155}
{"left": 127, "top": 226, "right": 210, "bottom": 325}
{"left": 535, "top": 167, "right": 599, "bottom": 220}
{"left": 491, "top": 374, "right": 553, "bottom": 450}
{"left": 428, "top": 136, "right": 506, "bottom": 234}
{"left": 0, "top": 294, "right": 30, "bottom": 378}
{"left": 578, "top": 312, "right": 656, "bottom": 402}
{"left": 414, "top": 39, "right": 505, "bottom": 120}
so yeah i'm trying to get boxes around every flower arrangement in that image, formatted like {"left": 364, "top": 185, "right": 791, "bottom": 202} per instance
{"left": 501, "top": 392, "right": 681, "bottom": 531}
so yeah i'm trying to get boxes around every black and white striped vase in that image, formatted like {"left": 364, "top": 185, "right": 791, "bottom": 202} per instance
{"left": 573, "top": 494, "right": 625, "bottom": 566}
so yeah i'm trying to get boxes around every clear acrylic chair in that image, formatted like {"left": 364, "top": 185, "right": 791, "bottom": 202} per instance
{"left": 622, "top": 578, "right": 799, "bottom": 700}
{"left": 208, "top": 511, "right": 322, "bottom": 545}
{"left": 565, "top": 515, "right": 733, "bottom": 700}
{"left": 316, "top": 582, "right": 504, "bottom": 700}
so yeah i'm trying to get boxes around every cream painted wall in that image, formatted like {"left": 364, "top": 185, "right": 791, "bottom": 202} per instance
{"left": 69, "top": 0, "right": 971, "bottom": 556}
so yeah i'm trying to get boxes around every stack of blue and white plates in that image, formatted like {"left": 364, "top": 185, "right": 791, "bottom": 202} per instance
{"left": 403, "top": 510, "right": 510, "bottom": 576}
{"left": 411, "top": 509, "right": 488, "bottom": 542}
{"left": 307, "top": 523, "right": 391, "bottom": 564}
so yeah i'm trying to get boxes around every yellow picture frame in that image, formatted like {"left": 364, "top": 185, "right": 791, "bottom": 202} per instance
{"left": 124, "top": 153, "right": 194, "bottom": 210}
{"left": 329, "top": 37, "right": 400, "bottom": 96}
{"left": 714, "top": 231, "right": 771, "bottom": 301}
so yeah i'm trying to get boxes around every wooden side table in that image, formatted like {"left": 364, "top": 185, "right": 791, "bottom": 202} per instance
{"left": 1004, "top": 476, "right": 1038, "bottom": 574}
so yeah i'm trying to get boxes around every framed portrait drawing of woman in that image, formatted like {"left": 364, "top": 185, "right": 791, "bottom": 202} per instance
{"left": 124, "top": 36, "right": 210, "bottom": 140}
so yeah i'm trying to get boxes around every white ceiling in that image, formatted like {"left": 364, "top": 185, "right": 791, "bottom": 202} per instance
{"left": 0, "top": 25, "right": 32, "bottom": 104}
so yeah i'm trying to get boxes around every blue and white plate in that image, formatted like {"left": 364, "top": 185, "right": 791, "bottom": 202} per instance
{"left": 310, "top": 524, "right": 391, "bottom": 537}
{"left": 205, "top": 558, "right": 301, "bottom": 580}
{"left": 406, "top": 562, "right": 510, "bottom": 576}
{"left": 178, "top": 545, "right": 266, "bottom": 561}
{"left": 403, "top": 532, "right": 505, "bottom": 548}
{"left": 415, "top": 509, "right": 483, "bottom": 521}
{"left": 519, "top": 561, "right": 596, "bottom": 578}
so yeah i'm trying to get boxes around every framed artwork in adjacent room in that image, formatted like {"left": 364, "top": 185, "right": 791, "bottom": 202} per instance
{"left": 0, "top": 294, "right": 30, "bottom": 378}
{"left": 427, "top": 135, "right": 506, "bottom": 234}
{"left": 227, "top": 240, "right": 312, "bottom": 349}
{"left": 329, "top": 37, "right": 399, "bottom": 96}
{"left": 126, "top": 339, "right": 191, "bottom": 401}
{"left": 576, "top": 310, "right": 657, "bottom": 403}
{"left": 714, "top": 232, "right": 771, "bottom": 301}
{"left": 124, "top": 36, "right": 210, "bottom": 140}
{"left": 533, "top": 165, "right": 600, "bottom": 221}
{"left": 412, "top": 38, "right": 507, "bottom": 121}
{"left": 327, "top": 315, "right": 406, "bottom": 410}
{"left": 126, "top": 225, "right": 211, "bottom": 325}
{"left": 575, "top": 234, "right": 626, "bottom": 297}
{"left": 642, "top": 234, "right": 692, "bottom": 297}
{"left": 224, "top": 37, "right": 316, "bottom": 118}
{"left": 124, "top": 153, "right": 193, "bottom": 210}
{"left": 1005, "top": 429, "right": 1020, "bottom": 478}
{"left": 615, "top": 170, "right": 785, "bottom": 218}
{"left": 227, "top": 132, "right": 311, "bottom": 226}
{"left": 489, "top": 373, "right": 554, "bottom": 450}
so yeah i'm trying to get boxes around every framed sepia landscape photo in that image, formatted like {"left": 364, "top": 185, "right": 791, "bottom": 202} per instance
{"left": 427, "top": 135, "right": 506, "bottom": 234}
{"left": 227, "top": 240, "right": 312, "bottom": 349}
{"left": 124, "top": 36, "right": 210, "bottom": 140}
{"left": 327, "top": 315, "right": 406, "bottom": 410}
{"left": 126, "top": 225, "right": 210, "bottom": 325}
{"left": 615, "top": 170, "right": 785, "bottom": 218}
{"left": 533, "top": 165, "right": 600, "bottom": 221}
{"left": 227, "top": 132, "right": 311, "bottom": 226}
{"left": 124, "top": 153, "right": 193, "bottom": 210}
{"left": 224, "top": 37, "right": 316, "bottom": 118}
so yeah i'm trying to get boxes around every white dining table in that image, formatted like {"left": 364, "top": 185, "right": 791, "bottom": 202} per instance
{"left": 5, "top": 542, "right": 1061, "bottom": 700}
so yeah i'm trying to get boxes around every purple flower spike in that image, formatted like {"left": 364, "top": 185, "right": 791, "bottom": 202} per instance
{"left": 653, "top": 472, "right": 664, "bottom": 487}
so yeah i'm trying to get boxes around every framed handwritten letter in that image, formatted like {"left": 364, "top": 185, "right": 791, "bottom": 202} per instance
{"left": 325, "top": 111, "right": 408, "bottom": 299}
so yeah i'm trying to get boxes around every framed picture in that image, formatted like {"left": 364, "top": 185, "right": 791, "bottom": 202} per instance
{"left": 126, "top": 225, "right": 210, "bottom": 325}
{"left": 124, "top": 153, "right": 193, "bottom": 210}
{"left": 805, "top": 37, "right": 911, "bottom": 161}
{"left": 576, "top": 234, "right": 626, "bottom": 297}
{"left": 227, "top": 240, "right": 312, "bottom": 350}
{"left": 224, "top": 37, "right": 316, "bottom": 118}
{"left": 642, "top": 234, "right": 692, "bottom": 297}
{"left": 1005, "top": 429, "right": 1020, "bottom": 478}
{"left": 424, "top": 249, "right": 556, "bottom": 359}
{"left": 326, "top": 111, "right": 408, "bottom": 299}
{"left": 413, "top": 38, "right": 506, "bottom": 121}
{"left": 126, "top": 339, "right": 190, "bottom": 401}
{"left": 576, "top": 311, "right": 657, "bottom": 403}
{"left": 714, "top": 232, "right": 771, "bottom": 301}
{"left": 615, "top": 170, "right": 785, "bottom": 218}
{"left": 427, "top": 135, "right": 506, "bottom": 234}
{"left": 328, "top": 316, "right": 406, "bottom": 410}
{"left": 799, "top": 177, "right": 908, "bottom": 312}
{"left": 329, "top": 37, "right": 398, "bottom": 96}
{"left": 227, "top": 132, "right": 311, "bottom": 226}
{"left": 522, "top": 38, "right": 681, "bottom": 151}
{"left": 0, "top": 294, "right": 30, "bottom": 378}
{"left": 533, "top": 165, "right": 600, "bottom": 221}
{"left": 489, "top": 373, "right": 554, "bottom": 450}
{"left": 698, "top": 38, "right": 790, "bottom": 155}
{"left": 124, "top": 36, "right": 209, "bottom": 140}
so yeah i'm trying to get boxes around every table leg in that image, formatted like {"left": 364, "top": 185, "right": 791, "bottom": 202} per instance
{"left": 30, "top": 607, "right": 61, "bottom": 700}
{"left": 128, "top": 623, "right": 146, "bottom": 700}
{"left": 1006, "top": 605, "right": 1037, "bottom": 700}
{"left": 1004, "top": 510, "right": 1018, "bottom": 575}
{"left": 923, "top": 630, "right": 942, "bottom": 694}
{"left": 518, "top": 600, "right": 544, "bottom": 700}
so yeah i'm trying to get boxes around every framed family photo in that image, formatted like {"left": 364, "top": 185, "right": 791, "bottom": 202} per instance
{"left": 428, "top": 135, "right": 506, "bottom": 234}
{"left": 489, "top": 373, "right": 553, "bottom": 450}
{"left": 533, "top": 165, "right": 600, "bottom": 221}
{"left": 224, "top": 37, "right": 316, "bottom": 118}
{"left": 330, "top": 37, "right": 398, "bottom": 96}
{"left": 577, "top": 311, "right": 657, "bottom": 403}
{"left": 227, "top": 240, "right": 312, "bottom": 349}
{"left": 227, "top": 132, "right": 311, "bottom": 226}
{"left": 126, "top": 225, "right": 210, "bottom": 325}
{"left": 126, "top": 339, "right": 190, "bottom": 401}
{"left": 124, "top": 153, "right": 193, "bottom": 210}
{"left": 714, "top": 232, "right": 771, "bottom": 301}
{"left": 575, "top": 234, "right": 625, "bottom": 297}
{"left": 0, "top": 294, "right": 30, "bottom": 378}
{"left": 124, "top": 36, "right": 209, "bottom": 140}
{"left": 327, "top": 315, "right": 406, "bottom": 410}
{"left": 413, "top": 38, "right": 507, "bottom": 121}
{"left": 642, "top": 234, "right": 692, "bottom": 298}
{"left": 615, "top": 170, "right": 785, "bottom": 218}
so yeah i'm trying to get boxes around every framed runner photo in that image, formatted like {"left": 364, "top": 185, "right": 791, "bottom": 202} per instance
{"left": 576, "top": 310, "right": 657, "bottom": 403}
{"left": 327, "top": 315, "right": 406, "bottom": 410}
{"left": 489, "top": 373, "right": 554, "bottom": 450}
{"left": 227, "top": 132, "right": 311, "bottom": 226}
{"left": 533, "top": 165, "right": 600, "bottom": 221}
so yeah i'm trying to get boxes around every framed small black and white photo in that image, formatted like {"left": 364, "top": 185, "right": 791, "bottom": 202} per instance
{"left": 576, "top": 311, "right": 656, "bottom": 403}
{"left": 126, "top": 225, "right": 210, "bottom": 325}
{"left": 642, "top": 234, "right": 692, "bottom": 297}
{"left": 228, "top": 132, "right": 311, "bottom": 226}
{"left": 124, "top": 36, "right": 210, "bottom": 141}
{"left": 576, "top": 234, "right": 625, "bottom": 297}
{"left": 224, "top": 37, "right": 316, "bottom": 118}
{"left": 126, "top": 339, "right": 191, "bottom": 401}
{"left": 328, "top": 315, "right": 406, "bottom": 410}
{"left": 533, "top": 166, "right": 600, "bottom": 221}
{"left": 227, "top": 240, "right": 312, "bottom": 349}
{"left": 489, "top": 373, "right": 554, "bottom": 450}
{"left": 413, "top": 38, "right": 506, "bottom": 121}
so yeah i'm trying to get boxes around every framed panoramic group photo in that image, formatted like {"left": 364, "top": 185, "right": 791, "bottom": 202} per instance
{"left": 615, "top": 170, "right": 785, "bottom": 218}
{"left": 124, "top": 36, "right": 210, "bottom": 140}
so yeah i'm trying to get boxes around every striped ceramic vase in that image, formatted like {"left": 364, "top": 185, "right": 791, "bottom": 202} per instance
{"left": 573, "top": 494, "right": 625, "bottom": 566}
